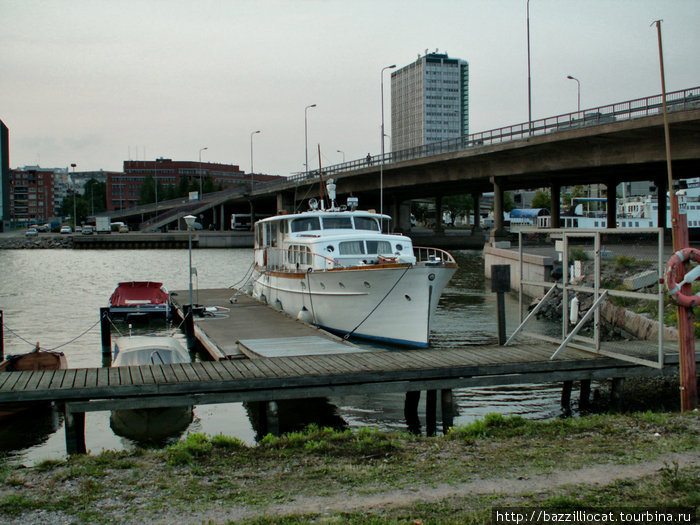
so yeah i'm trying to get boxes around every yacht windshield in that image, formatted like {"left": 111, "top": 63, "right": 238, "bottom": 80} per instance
{"left": 322, "top": 217, "right": 353, "bottom": 229}
{"left": 353, "top": 217, "right": 380, "bottom": 231}
{"left": 291, "top": 217, "right": 321, "bottom": 232}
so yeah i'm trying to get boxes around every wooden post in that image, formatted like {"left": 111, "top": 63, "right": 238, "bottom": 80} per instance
{"left": 610, "top": 377, "right": 625, "bottom": 412}
{"left": 0, "top": 309, "right": 4, "bottom": 361}
{"left": 561, "top": 380, "right": 573, "bottom": 412}
{"left": 184, "top": 304, "right": 195, "bottom": 349}
{"left": 64, "top": 407, "right": 86, "bottom": 455}
{"left": 579, "top": 379, "right": 591, "bottom": 411}
{"left": 266, "top": 401, "right": 279, "bottom": 436}
{"left": 404, "top": 391, "right": 421, "bottom": 434}
{"left": 440, "top": 389, "right": 453, "bottom": 434}
{"left": 426, "top": 390, "right": 437, "bottom": 437}
{"left": 491, "top": 265, "right": 511, "bottom": 345}
{"left": 100, "top": 307, "right": 111, "bottom": 363}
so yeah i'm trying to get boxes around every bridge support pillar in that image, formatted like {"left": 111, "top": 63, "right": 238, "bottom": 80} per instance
{"left": 435, "top": 196, "right": 444, "bottom": 233}
{"left": 276, "top": 192, "right": 294, "bottom": 215}
{"left": 471, "top": 193, "right": 482, "bottom": 232}
{"left": 490, "top": 177, "right": 507, "bottom": 241}
{"left": 606, "top": 180, "right": 617, "bottom": 228}
{"left": 551, "top": 184, "right": 561, "bottom": 228}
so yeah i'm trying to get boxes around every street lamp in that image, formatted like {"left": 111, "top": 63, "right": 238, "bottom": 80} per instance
{"left": 527, "top": 0, "right": 532, "bottom": 135}
{"left": 337, "top": 150, "right": 345, "bottom": 163}
{"left": 198, "top": 147, "right": 208, "bottom": 200}
{"left": 380, "top": 64, "right": 396, "bottom": 224}
{"left": 250, "top": 130, "right": 260, "bottom": 191}
{"left": 566, "top": 75, "right": 581, "bottom": 114}
{"left": 184, "top": 214, "right": 196, "bottom": 309}
{"left": 71, "top": 163, "right": 77, "bottom": 230}
{"left": 305, "top": 104, "right": 317, "bottom": 175}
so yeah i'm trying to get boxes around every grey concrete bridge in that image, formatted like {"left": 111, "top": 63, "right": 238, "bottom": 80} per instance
{"left": 107, "top": 87, "right": 700, "bottom": 236}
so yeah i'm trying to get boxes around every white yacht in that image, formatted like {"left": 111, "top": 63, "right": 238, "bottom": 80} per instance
{"left": 247, "top": 180, "right": 458, "bottom": 348}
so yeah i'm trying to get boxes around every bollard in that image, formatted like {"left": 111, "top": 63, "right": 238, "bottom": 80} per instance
{"left": 491, "top": 265, "right": 511, "bottom": 345}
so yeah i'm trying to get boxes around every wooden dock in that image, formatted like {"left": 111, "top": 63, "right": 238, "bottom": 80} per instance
{"left": 0, "top": 288, "right": 694, "bottom": 454}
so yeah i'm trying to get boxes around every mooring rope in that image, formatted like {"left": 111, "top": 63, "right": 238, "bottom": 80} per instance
{"left": 343, "top": 264, "right": 413, "bottom": 341}
{"left": 3, "top": 317, "right": 102, "bottom": 352}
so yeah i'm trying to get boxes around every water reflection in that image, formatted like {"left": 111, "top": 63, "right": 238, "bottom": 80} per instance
{"left": 0, "top": 404, "right": 63, "bottom": 452}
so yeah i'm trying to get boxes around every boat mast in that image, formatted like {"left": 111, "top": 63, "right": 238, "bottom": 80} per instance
{"left": 317, "top": 144, "right": 325, "bottom": 209}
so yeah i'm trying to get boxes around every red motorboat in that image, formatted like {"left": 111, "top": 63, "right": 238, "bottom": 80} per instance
{"left": 108, "top": 281, "right": 172, "bottom": 322}
{"left": 0, "top": 345, "right": 67, "bottom": 419}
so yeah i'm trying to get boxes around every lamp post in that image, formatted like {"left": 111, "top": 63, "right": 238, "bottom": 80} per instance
{"left": 305, "top": 104, "right": 316, "bottom": 175}
{"left": 198, "top": 147, "right": 208, "bottom": 200}
{"left": 526, "top": 0, "right": 532, "bottom": 135}
{"left": 184, "top": 214, "right": 196, "bottom": 308}
{"left": 250, "top": 130, "right": 260, "bottom": 191}
{"left": 566, "top": 75, "right": 581, "bottom": 114}
{"left": 337, "top": 150, "right": 345, "bottom": 163}
{"left": 380, "top": 64, "right": 396, "bottom": 224}
{"left": 71, "top": 163, "right": 77, "bottom": 230}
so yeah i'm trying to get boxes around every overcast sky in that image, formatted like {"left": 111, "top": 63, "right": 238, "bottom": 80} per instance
{"left": 1, "top": 0, "right": 698, "bottom": 176}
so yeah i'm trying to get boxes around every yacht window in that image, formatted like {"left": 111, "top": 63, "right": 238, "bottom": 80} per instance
{"left": 266, "top": 221, "right": 278, "bottom": 247}
{"left": 291, "top": 217, "right": 321, "bottom": 232}
{"left": 339, "top": 241, "right": 365, "bottom": 255}
{"left": 322, "top": 217, "right": 353, "bottom": 229}
{"left": 353, "top": 217, "right": 380, "bottom": 231}
{"left": 366, "top": 240, "right": 392, "bottom": 254}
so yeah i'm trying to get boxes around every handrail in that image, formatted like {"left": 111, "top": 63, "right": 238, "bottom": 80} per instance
{"left": 413, "top": 246, "right": 458, "bottom": 264}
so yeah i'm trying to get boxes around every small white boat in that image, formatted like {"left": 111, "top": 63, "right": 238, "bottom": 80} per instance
{"left": 110, "top": 335, "right": 193, "bottom": 443}
{"left": 112, "top": 335, "right": 189, "bottom": 366}
{"left": 248, "top": 180, "right": 458, "bottom": 348}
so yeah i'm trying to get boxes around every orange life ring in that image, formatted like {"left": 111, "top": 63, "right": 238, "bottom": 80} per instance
{"left": 665, "top": 247, "right": 700, "bottom": 308}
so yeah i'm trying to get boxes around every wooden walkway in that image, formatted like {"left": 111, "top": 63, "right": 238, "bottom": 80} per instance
{"left": 0, "top": 287, "right": 692, "bottom": 454}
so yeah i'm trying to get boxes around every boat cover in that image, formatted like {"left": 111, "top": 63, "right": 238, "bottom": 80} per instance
{"left": 109, "top": 281, "right": 169, "bottom": 307}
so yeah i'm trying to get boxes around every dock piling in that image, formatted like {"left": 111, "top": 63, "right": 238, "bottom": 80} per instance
{"left": 579, "top": 379, "right": 591, "bottom": 411}
{"left": 64, "top": 407, "right": 86, "bottom": 455}
{"left": 440, "top": 389, "right": 454, "bottom": 433}
{"left": 100, "top": 308, "right": 111, "bottom": 363}
{"left": 491, "top": 265, "right": 511, "bottom": 345}
{"left": 183, "top": 305, "right": 195, "bottom": 349}
{"left": 611, "top": 377, "right": 625, "bottom": 412}
{"left": 561, "top": 380, "right": 573, "bottom": 412}
{"left": 426, "top": 389, "right": 437, "bottom": 437}
{"left": 404, "top": 391, "right": 421, "bottom": 434}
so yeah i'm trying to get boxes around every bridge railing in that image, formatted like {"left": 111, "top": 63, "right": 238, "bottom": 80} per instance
{"left": 285, "top": 86, "right": 700, "bottom": 186}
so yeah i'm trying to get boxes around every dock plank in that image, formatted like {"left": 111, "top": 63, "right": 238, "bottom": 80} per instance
{"left": 96, "top": 368, "right": 110, "bottom": 388}
{"left": 151, "top": 365, "right": 167, "bottom": 384}
{"left": 140, "top": 366, "right": 156, "bottom": 384}
{"left": 108, "top": 367, "right": 120, "bottom": 387}
{"left": 129, "top": 366, "right": 144, "bottom": 386}
{"left": 200, "top": 361, "right": 226, "bottom": 381}
{"left": 59, "top": 369, "right": 77, "bottom": 389}
{"left": 36, "top": 370, "right": 56, "bottom": 391}
{"left": 73, "top": 368, "right": 88, "bottom": 390}
{"left": 161, "top": 364, "right": 182, "bottom": 384}
{"left": 22, "top": 370, "right": 46, "bottom": 392}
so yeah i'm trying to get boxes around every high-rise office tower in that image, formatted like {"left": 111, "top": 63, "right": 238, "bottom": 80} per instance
{"left": 391, "top": 52, "right": 469, "bottom": 152}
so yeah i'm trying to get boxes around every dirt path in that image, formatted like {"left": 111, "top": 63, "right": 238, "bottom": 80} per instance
{"left": 186, "top": 450, "right": 699, "bottom": 524}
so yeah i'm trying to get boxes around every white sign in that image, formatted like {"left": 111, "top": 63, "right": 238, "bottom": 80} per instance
{"left": 189, "top": 191, "right": 199, "bottom": 202}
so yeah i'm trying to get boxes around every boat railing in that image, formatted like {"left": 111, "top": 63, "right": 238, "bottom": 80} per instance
{"left": 262, "top": 246, "right": 344, "bottom": 271}
{"left": 413, "top": 246, "right": 457, "bottom": 265}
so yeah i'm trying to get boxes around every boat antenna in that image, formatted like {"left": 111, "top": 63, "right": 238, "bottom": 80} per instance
{"left": 317, "top": 144, "right": 325, "bottom": 210}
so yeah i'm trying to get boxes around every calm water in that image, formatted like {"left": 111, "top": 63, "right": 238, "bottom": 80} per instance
{"left": 0, "top": 248, "right": 564, "bottom": 464}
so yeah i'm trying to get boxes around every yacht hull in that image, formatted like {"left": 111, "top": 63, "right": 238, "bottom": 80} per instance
{"left": 251, "top": 264, "right": 456, "bottom": 347}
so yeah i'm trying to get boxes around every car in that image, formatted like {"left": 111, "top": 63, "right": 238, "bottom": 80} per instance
{"left": 82, "top": 225, "right": 95, "bottom": 235}
{"left": 75, "top": 226, "right": 83, "bottom": 233}
{"left": 60, "top": 226, "right": 72, "bottom": 234}
{"left": 25, "top": 227, "right": 38, "bottom": 237}
{"left": 36, "top": 224, "right": 50, "bottom": 232}
{"left": 119, "top": 225, "right": 129, "bottom": 233}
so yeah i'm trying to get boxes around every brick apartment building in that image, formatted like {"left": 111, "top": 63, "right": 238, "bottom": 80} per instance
{"left": 107, "top": 158, "right": 282, "bottom": 211}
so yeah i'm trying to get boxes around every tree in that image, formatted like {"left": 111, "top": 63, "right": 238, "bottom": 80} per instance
{"left": 563, "top": 185, "right": 587, "bottom": 211}
{"left": 139, "top": 174, "right": 156, "bottom": 205}
{"left": 531, "top": 189, "right": 551, "bottom": 209}
{"left": 442, "top": 194, "right": 474, "bottom": 226}
{"left": 84, "top": 179, "right": 107, "bottom": 214}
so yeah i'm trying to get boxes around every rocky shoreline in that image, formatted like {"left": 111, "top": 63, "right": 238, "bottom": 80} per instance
{"left": 0, "top": 236, "right": 73, "bottom": 249}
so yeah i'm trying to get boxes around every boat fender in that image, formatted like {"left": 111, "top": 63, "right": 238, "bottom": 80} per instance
{"left": 665, "top": 247, "right": 700, "bottom": 308}
{"left": 260, "top": 294, "right": 267, "bottom": 305}
{"left": 569, "top": 296, "right": 579, "bottom": 324}
{"left": 297, "top": 307, "right": 313, "bottom": 324}
{"left": 272, "top": 299, "right": 283, "bottom": 311}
